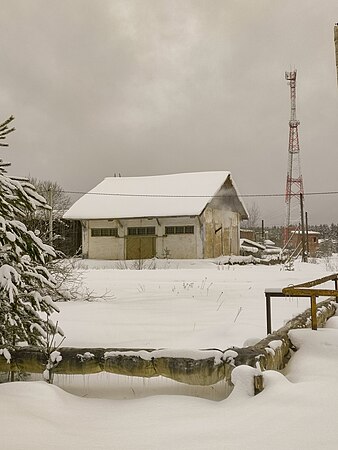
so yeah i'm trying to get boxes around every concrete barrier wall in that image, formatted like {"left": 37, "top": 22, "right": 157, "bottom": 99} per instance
{"left": 1, "top": 299, "right": 336, "bottom": 386}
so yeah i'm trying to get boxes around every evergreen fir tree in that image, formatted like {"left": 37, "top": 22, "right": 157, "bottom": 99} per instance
{"left": 0, "top": 116, "right": 64, "bottom": 351}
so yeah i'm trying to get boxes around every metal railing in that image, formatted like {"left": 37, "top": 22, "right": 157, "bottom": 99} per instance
{"left": 265, "top": 273, "right": 338, "bottom": 334}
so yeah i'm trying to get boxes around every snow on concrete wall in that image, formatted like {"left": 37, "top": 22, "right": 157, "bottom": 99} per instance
{"left": 3, "top": 300, "right": 335, "bottom": 387}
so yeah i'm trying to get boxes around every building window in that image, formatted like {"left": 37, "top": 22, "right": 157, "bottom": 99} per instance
{"left": 91, "top": 228, "right": 118, "bottom": 237}
{"left": 165, "top": 226, "right": 194, "bottom": 235}
{"left": 127, "top": 227, "right": 156, "bottom": 236}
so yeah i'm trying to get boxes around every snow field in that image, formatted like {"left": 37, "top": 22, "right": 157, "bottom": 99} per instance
{"left": 2, "top": 258, "right": 338, "bottom": 449}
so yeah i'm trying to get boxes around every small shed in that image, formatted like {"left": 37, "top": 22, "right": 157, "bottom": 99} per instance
{"left": 63, "top": 171, "right": 248, "bottom": 260}
{"left": 240, "top": 229, "right": 256, "bottom": 241}
{"left": 290, "top": 230, "right": 320, "bottom": 257}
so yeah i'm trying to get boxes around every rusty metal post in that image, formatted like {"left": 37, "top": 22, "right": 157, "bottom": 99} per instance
{"left": 310, "top": 295, "right": 317, "bottom": 330}
{"left": 254, "top": 374, "right": 264, "bottom": 395}
{"left": 265, "top": 293, "right": 272, "bottom": 334}
{"left": 300, "top": 193, "right": 307, "bottom": 262}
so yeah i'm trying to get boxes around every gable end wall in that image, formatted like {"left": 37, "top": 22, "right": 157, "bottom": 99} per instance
{"left": 201, "top": 181, "right": 241, "bottom": 258}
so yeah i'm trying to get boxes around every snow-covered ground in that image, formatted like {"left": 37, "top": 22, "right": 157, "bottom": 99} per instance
{"left": 57, "top": 258, "right": 334, "bottom": 350}
{"left": 1, "top": 258, "right": 338, "bottom": 449}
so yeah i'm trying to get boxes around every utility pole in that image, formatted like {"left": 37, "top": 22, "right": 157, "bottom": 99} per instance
{"left": 48, "top": 188, "right": 53, "bottom": 246}
{"left": 334, "top": 24, "right": 338, "bottom": 86}
{"left": 305, "top": 211, "right": 309, "bottom": 258}
{"left": 300, "top": 193, "right": 307, "bottom": 262}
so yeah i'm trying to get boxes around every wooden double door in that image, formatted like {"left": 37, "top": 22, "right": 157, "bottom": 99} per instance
{"left": 125, "top": 236, "right": 156, "bottom": 260}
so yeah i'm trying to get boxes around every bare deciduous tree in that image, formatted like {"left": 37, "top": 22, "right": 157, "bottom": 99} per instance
{"left": 241, "top": 202, "right": 261, "bottom": 230}
{"left": 24, "top": 178, "right": 72, "bottom": 246}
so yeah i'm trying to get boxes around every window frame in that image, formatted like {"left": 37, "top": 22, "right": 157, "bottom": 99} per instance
{"left": 165, "top": 225, "right": 194, "bottom": 235}
{"left": 91, "top": 228, "right": 118, "bottom": 237}
{"left": 127, "top": 227, "right": 156, "bottom": 236}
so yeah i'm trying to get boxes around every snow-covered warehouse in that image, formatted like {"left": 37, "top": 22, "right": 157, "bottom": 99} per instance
{"left": 63, "top": 171, "right": 249, "bottom": 260}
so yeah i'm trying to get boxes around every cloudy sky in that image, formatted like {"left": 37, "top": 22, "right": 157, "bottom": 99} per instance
{"left": 0, "top": 0, "right": 337, "bottom": 225}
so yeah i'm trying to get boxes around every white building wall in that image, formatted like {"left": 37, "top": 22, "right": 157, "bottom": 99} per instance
{"left": 87, "top": 219, "right": 124, "bottom": 260}
{"left": 86, "top": 217, "right": 202, "bottom": 260}
{"left": 156, "top": 217, "right": 202, "bottom": 259}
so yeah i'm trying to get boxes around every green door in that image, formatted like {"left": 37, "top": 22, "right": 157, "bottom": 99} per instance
{"left": 126, "top": 236, "right": 156, "bottom": 260}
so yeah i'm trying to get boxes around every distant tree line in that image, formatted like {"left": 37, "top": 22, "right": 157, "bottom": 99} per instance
{"left": 309, "top": 224, "right": 338, "bottom": 255}
{"left": 310, "top": 223, "right": 338, "bottom": 241}
{"left": 20, "top": 178, "right": 81, "bottom": 257}
{"left": 241, "top": 222, "right": 338, "bottom": 255}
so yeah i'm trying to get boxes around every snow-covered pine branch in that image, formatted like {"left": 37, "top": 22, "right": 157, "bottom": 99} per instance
{"left": 0, "top": 116, "right": 64, "bottom": 351}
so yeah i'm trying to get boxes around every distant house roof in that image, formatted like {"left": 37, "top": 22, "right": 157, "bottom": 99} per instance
{"left": 64, "top": 171, "right": 248, "bottom": 220}
{"left": 292, "top": 230, "right": 320, "bottom": 235}
{"left": 264, "top": 239, "right": 276, "bottom": 247}
{"left": 240, "top": 239, "right": 266, "bottom": 251}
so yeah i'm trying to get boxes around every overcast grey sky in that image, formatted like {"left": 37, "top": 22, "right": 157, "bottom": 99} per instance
{"left": 0, "top": 0, "right": 337, "bottom": 225}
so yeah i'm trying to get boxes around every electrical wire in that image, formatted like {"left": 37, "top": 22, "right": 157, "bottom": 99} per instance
{"left": 62, "top": 190, "right": 338, "bottom": 199}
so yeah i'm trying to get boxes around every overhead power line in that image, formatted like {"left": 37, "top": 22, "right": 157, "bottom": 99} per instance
{"left": 63, "top": 190, "right": 338, "bottom": 199}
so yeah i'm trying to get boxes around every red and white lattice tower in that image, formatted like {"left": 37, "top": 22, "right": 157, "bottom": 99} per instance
{"left": 284, "top": 70, "right": 304, "bottom": 245}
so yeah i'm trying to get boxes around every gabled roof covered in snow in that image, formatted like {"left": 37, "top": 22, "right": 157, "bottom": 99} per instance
{"left": 63, "top": 171, "right": 248, "bottom": 220}
{"left": 240, "top": 238, "right": 266, "bottom": 250}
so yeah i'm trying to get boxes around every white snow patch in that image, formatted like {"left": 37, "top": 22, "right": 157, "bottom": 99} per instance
{"left": 50, "top": 351, "right": 62, "bottom": 364}
{"left": 230, "top": 365, "right": 262, "bottom": 397}
{"left": 104, "top": 349, "right": 223, "bottom": 365}
{"left": 77, "top": 352, "right": 95, "bottom": 362}
{"left": 222, "top": 349, "right": 238, "bottom": 365}
{"left": 5, "top": 231, "right": 16, "bottom": 242}
{"left": 0, "top": 348, "right": 11, "bottom": 363}
{"left": 243, "top": 337, "right": 262, "bottom": 347}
